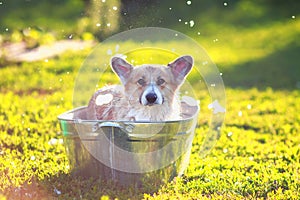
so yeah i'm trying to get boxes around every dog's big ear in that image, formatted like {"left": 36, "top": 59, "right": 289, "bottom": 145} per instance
{"left": 111, "top": 57, "right": 133, "bottom": 84}
{"left": 168, "top": 55, "right": 193, "bottom": 84}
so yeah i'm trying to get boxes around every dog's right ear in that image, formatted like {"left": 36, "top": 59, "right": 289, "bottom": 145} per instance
{"left": 111, "top": 57, "right": 133, "bottom": 84}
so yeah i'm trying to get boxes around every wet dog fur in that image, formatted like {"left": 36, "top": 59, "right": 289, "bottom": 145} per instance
{"left": 86, "top": 55, "right": 193, "bottom": 121}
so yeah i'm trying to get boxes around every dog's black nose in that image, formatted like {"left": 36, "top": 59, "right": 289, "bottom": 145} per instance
{"left": 146, "top": 93, "right": 157, "bottom": 104}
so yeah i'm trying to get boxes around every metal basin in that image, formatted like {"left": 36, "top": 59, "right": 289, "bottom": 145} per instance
{"left": 58, "top": 99, "right": 199, "bottom": 188}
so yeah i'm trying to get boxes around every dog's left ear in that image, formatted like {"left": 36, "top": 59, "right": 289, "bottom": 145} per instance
{"left": 168, "top": 55, "right": 193, "bottom": 84}
{"left": 111, "top": 57, "right": 133, "bottom": 84}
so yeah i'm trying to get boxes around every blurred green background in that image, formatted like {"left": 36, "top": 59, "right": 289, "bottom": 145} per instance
{"left": 0, "top": 0, "right": 299, "bottom": 89}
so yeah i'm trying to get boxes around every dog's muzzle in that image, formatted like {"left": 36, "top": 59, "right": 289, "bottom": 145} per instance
{"left": 140, "top": 85, "right": 163, "bottom": 106}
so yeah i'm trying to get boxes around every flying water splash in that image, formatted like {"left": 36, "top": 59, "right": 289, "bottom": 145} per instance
{"left": 189, "top": 20, "right": 195, "bottom": 27}
{"left": 72, "top": 27, "right": 226, "bottom": 174}
{"left": 208, "top": 100, "right": 226, "bottom": 114}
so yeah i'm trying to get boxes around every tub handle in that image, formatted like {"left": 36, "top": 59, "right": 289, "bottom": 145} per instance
{"left": 92, "top": 122, "right": 135, "bottom": 133}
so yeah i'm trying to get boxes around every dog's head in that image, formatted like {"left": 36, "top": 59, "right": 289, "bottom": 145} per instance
{"left": 111, "top": 55, "right": 193, "bottom": 107}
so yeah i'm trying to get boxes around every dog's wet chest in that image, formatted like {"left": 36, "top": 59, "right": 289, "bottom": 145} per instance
{"left": 124, "top": 104, "right": 170, "bottom": 121}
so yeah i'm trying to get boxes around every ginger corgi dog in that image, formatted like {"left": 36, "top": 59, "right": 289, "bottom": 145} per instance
{"left": 86, "top": 55, "right": 193, "bottom": 121}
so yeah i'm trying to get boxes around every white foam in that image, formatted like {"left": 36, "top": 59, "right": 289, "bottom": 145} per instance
{"left": 182, "top": 96, "right": 199, "bottom": 107}
{"left": 96, "top": 94, "right": 114, "bottom": 106}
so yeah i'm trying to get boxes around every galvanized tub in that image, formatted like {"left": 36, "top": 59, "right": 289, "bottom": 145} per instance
{"left": 58, "top": 99, "right": 199, "bottom": 188}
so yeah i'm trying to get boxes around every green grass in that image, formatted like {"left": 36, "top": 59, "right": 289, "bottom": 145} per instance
{"left": 0, "top": 49, "right": 299, "bottom": 199}
{"left": 1, "top": 0, "right": 300, "bottom": 199}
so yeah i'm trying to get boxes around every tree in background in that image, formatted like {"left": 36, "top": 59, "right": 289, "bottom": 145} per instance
{"left": 83, "top": 0, "right": 121, "bottom": 39}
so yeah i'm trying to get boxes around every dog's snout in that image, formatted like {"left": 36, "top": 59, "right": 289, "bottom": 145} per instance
{"left": 140, "top": 84, "right": 163, "bottom": 106}
{"left": 146, "top": 93, "right": 157, "bottom": 104}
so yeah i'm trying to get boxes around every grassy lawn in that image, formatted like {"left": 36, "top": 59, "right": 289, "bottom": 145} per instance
{"left": 0, "top": 51, "right": 299, "bottom": 199}
{"left": 1, "top": 0, "right": 300, "bottom": 199}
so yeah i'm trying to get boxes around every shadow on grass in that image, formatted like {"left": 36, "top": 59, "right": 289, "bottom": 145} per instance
{"left": 3, "top": 173, "right": 158, "bottom": 199}
{"left": 222, "top": 42, "right": 300, "bottom": 90}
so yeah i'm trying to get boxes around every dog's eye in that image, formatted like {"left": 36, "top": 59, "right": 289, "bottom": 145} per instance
{"left": 157, "top": 78, "right": 165, "bottom": 85}
{"left": 137, "top": 79, "right": 146, "bottom": 86}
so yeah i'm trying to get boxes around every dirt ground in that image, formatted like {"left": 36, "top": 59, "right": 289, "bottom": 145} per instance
{"left": 0, "top": 40, "right": 94, "bottom": 62}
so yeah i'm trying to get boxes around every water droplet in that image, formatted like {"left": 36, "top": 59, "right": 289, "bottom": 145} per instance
{"left": 238, "top": 111, "right": 243, "bottom": 117}
{"left": 5, "top": 28, "right": 8, "bottom": 31}
{"left": 123, "top": 12, "right": 127, "bottom": 16}
{"left": 51, "top": 137, "right": 62, "bottom": 146}
{"left": 197, "top": 32, "right": 201, "bottom": 35}
{"left": 292, "top": 15, "right": 296, "bottom": 19}
{"left": 220, "top": 72, "right": 223, "bottom": 76}
{"left": 54, "top": 187, "right": 62, "bottom": 195}
{"left": 187, "top": 0, "right": 192, "bottom": 5}
{"left": 189, "top": 20, "right": 195, "bottom": 27}
{"left": 223, "top": 2, "right": 228, "bottom": 6}
{"left": 213, "top": 38, "right": 219, "bottom": 42}
{"left": 112, "top": 6, "right": 118, "bottom": 10}
{"left": 115, "top": 44, "right": 120, "bottom": 52}
{"left": 107, "top": 49, "right": 112, "bottom": 55}
{"left": 0, "top": 2, "right": 3, "bottom": 5}
{"left": 169, "top": 7, "right": 172, "bottom": 10}
{"left": 178, "top": 18, "right": 182, "bottom": 22}
{"left": 208, "top": 100, "right": 226, "bottom": 114}
{"left": 68, "top": 34, "right": 73, "bottom": 39}
{"left": 96, "top": 23, "right": 101, "bottom": 27}
{"left": 184, "top": 21, "right": 188, "bottom": 25}
{"left": 115, "top": 54, "right": 127, "bottom": 59}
